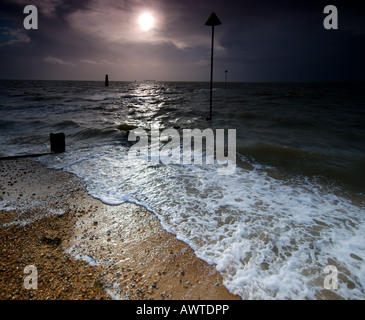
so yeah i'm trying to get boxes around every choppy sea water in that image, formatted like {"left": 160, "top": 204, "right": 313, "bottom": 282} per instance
{"left": 0, "top": 80, "right": 364, "bottom": 299}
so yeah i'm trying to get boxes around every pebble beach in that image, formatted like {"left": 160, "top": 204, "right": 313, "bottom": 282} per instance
{"left": 0, "top": 158, "right": 240, "bottom": 300}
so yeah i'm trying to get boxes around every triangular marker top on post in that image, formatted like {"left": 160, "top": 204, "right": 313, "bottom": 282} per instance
{"left": 205, "top": 12, "right": 222, "bottom": 26}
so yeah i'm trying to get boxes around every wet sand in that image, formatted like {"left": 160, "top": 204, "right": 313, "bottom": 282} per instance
{"left": 0, "top": 158, "right": 240, "bottom": 300}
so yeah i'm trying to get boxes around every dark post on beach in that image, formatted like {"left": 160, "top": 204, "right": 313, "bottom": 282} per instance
{"left": 105, "top": 74, "right": 109, "bottom": 87}
{"left": 50, "top": 132, "right": 65, "bottom": 154}
{"left": 205, "top": 12, "right": 222, "bottom": 121}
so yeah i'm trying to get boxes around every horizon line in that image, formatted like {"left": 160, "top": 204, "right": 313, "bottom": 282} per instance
{"left": 0, "top": 79, "right": 363, "bottom": 84}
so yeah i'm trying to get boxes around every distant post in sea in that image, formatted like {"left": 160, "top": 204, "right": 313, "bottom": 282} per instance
{"left": 225, "top": 70, "right": 228, "bottom": 89}
{"left": 105, "top": 74, "right": 109, "bottom": 87}
{"left": 205, "top": 12, "right": 222, "bottom": 121}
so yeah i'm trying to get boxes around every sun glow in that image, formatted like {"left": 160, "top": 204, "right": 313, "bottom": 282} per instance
{"left": 139, "top": 13, "right": 154, "bottom": 31}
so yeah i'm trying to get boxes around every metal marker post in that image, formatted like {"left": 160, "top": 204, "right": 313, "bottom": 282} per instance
{"left": 205, "top": 12, "right": 222, "bottom": 121}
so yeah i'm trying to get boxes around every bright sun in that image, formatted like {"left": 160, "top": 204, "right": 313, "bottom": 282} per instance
{"left": 139, "top": 13, "right": 154, "bottom": 31}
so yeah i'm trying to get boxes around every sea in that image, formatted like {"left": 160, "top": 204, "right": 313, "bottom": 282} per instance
{"left": 0, "top": 80, "right": 364, "bottom": 299}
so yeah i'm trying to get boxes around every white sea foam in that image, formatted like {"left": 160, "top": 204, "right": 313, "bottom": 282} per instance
{"left": 0, "top": 200, "right": 16, "bottom": 212}
{"left": 39, "top": 142, "right": 365, "bottom": 300}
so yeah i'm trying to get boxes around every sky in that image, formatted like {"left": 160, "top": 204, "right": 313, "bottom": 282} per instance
{"left": 0, "top": 0, "right": 364, "bottom": 82}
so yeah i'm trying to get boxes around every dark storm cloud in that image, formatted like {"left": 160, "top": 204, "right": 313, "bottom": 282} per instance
{"left": 0, "top": 0, "right": 364, "bottom": 81}
{"left": 212, "top": 0, "right": 365, "bottom": 81}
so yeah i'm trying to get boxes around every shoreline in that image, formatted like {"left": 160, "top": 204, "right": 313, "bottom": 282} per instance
{"left": 0, "top": 158, "right": 241, "bottom": 300}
